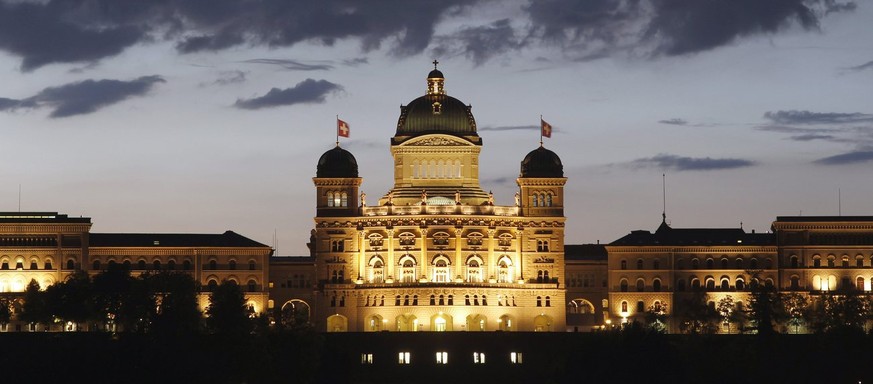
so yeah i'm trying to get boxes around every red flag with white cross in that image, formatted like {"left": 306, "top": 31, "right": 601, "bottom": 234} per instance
{"left": 337, "top": 118, "right": 350, "bottom": 138}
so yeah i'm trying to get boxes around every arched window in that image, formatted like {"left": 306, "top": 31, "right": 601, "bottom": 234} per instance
{"left": 736, "top": 258, "right": 744, "bottom": 269}
{"left": 636, "top": 259, "right": 644, "bottom": 270}
{"left": 545, "top": 296, "right": 550, "bottom": 307}
{"left": 92, "top": 260, "right": 101, "bottom": 270}
{"left": 138, "top": 260, "right": 147, "bottom": 270}
{"left": 497, "top": 257, "right": 513, "bottom": 283}
{"left": 750, "top": 258, "right": 758, "bottom": 269}
{"left": 827, "top": 255, "right": 835, "bottom": 268}
{"left": 857, "top": 277, "right": 866, "bottom": 291}
{"left": 466, "top": 257, "right": 482, "bottom": 283}
{"left": 532, "top": 194, "right": 539, "bottom": 207}
{"left": 706, "top": 259, "right": 714, "bottom": 269}
{"left": 249, "top": 260, "right": 256, "bottom": 270}
{"left": 653, "top": 259, "right": 660, "bottom": 270}
{"left": 705, "top": 279, "right": 715, "bottom": 291}
{"left": 167, "top": 260, "right": 176, "bottom": 270}
{"left": 636, "top": 301, "right": 645, "bottom": 313}
{"left": 29, "top": 260, "right": 38, "bottom": 270}
{"left": 545, "top": 194, "right": 552, "bottom": 207}
{"left": 790, "top": 276, "right": 799, "bottom": 290}
{"left": 765, "top": 258, "right": 773, "bottom": 269}
{"left": 247, "top": 279, "right": 257, "bottom": 292}
{"left": 340, "top": 192, "right": 348, "bottom": 207}
{"left": 620, "top": 279, "right": 628, "bottom": 292}
{"left": 207, "top": 280, "right": 218, "bottom": 291}
{"left": 691, "top": 259, "right": 700, "bottom": 269}
{"left": 720, "top": 279, "right": 730, "bottom": 290}
{"left": 842, "top": 255, "right": 850, "bottom": 268}
{"left": 636, "top": 279, "right": 645, "bottom": 292}
{"left": 718, "top": 258, "right": 726, "bottom": 269}
{"left": 153, "top": 260, "right": 162, "bottom": 270}
{"left": 620, "top": 260, "right": 627, "bottom": 270}
{"left": 813, "top": 255, "right": 821, "bottom": 268}
{"left": 370, "top": 258, "right": 384, "bottom": 283}
{"left": 621, "top": 301, "right": 628, "bottom": 313}
{"left": 653, "top": 279, "right": 662, "bottom": 292}
{"left": 857, "top": 255, "right": 864, "bottom": 267}
{"left": 400, "top": 256, "right": 417, "bottom": 283}
{"left": 691, "top": 278, "right": 701, "bottom": 290}
{"left": 432, "top": 256, "right": 450, "bottom": 283}
{"left": 790, "top": 255, "right": 798, "bottom": 268}
{"left": 229, "top": 260, "right": 237, "bottom": 270}
{"left": 209, "top": 260, "right": 217, "bottom": 270}
{"left": 676, "top": 279, "right": 686, "bottom": 291}
{"left": 327, "top": 191, "right": 335, "bottom": 207}
{"left": 66, "top": 259, "right": 75, "bottom": 270}
{"left": 736, "top": 278, "right": 746, "bottom": 291}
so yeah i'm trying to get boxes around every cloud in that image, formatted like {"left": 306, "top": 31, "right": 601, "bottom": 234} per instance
{"left": 631, "top": 153, "right": 756, "bottom": 171}
{"left": 813, "top": 150, "right": 873, "bottom": 165}
{"left": 658, "top": 118, "right": 687, "bottom": 126}
{"left": 482, "top": 176, "right": 513, "bottom": 185}
{"left": 242, "top": 59, "right": 334, "bottom": 71}
{"left": 764, "top": 110, "right": 873, "bottom": 125}
{"left": 524, "top": 0, "right": 853, "bottom": 58}
{"left": 432, "top": 19, "right": 525, "bottom": 66}
{"left": 479, "top": 125, "right": 539, "bottom": 132}
{"left": 789, "top": 134, "right": 835, "bottom": 141}
{"left": 234, "top": 78, "right": 342, "bottom": 109}
{"left": 846, "top": 60, "right": 873, "bottom": 72}
{"left": 0, "top": 75, "right": 165, "bottom": 118}
{"left": 341, "top": 57, "right": 369, "bottom": 67}
{"left": 211, "top": 70, "right": 247, "bottom": 86}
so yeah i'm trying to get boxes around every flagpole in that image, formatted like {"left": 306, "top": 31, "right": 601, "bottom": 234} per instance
{"left": 335, "top": 114, "right": 339, "bottom": 146}
{"left": 539, "top": 115, "right": 543, "bottom": 147}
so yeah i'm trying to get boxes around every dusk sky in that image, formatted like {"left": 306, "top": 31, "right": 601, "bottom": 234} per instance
{"left": 1, "top": 0, "right": 871, "bottom": 255}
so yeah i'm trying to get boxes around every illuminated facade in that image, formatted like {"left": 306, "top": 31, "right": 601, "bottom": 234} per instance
{"left": 0, "top": 212, "right": 272, "bottom": 331}
{"left": 297, "top": 65, "right": 568, "bottom": 332}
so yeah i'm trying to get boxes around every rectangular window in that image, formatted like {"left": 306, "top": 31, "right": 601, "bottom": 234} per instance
{"left": 510, "top": 352, "right": 523, "bottom": 364}
{"left": 473, "top": 352, "right": 485, "bottom": 364}
{"left": 436, "top": 351, "right": 448, "bottom": 364}
{"left": 398, "top": 352, "right": 411, "bottom": 365}
{"left": 361, "top": 353, "right": 373, "bottom": 364}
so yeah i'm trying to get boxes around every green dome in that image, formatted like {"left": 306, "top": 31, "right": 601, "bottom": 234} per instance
{"left": 395, "top": 94, "right": 477, "bottom": 137}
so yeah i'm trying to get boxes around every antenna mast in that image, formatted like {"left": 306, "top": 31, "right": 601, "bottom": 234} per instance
{"left": 662, "top": 174, "right": 666, "bottom": 223}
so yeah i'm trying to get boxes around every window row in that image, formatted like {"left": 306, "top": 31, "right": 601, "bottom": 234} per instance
{"left": 362, "top": 351, "right": 522, "bottom": 365}
{"left": 364, "top": 255, "right": 515, "bottom": 284}
{"left": 204, "top": 278, "right": 259, "bottom": 292}
{"left": 92, "top": 259, "right": 194, "bottom": 271}
{"left": 411, "top": 159, "right": 463, "bottom": 179}
{"left": 0, "top": 259, "right": 55, "bottom": 270}
{"left": 326, "top": 191, "right": 349, "bottom": 207}
{"left": 807, "top": 275, "right": 873, "bottom": 292}
{"left": 619, "top": 300, "right": 665, "bottom": 315}
{"left": 531, "top": 193, "right": 553, "bottom": 207}
{"left": 796, "top": 254, "right": 873, "bottom": 268}
{"left": 203, "top": 259, "right": 258, "bottom": 270}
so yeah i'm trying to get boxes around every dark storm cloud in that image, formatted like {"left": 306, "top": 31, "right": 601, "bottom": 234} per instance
{"left": 813, "top": 150, "right": 873, "bottom": 165}
{"left": 0, "top": 0, "right": 479, "bottom": 70}
{"left": 242, "top": 59, "right": 334, "bottom": 71}
{"left": 0, "top": 76, "right": 165, "bottom": 118}
{"left": 764, "top": 110, "right": 873, "bottom": 125}
{"left": 631, "top": 154, "right": 756, "bottom": 171}
{"left": 0, "top": 2, "right": 145, "bottom": 71}
{"left": 234, "top": 79, "right": 342, "bottom": 110}
{"left": 432, "top": 19, "right": 524, "bottom": 66}
{"left": 525, "top": 0, "right": 853, "bottom": 58}
{"left": 658, "top": 118, "right": 687, "bottom": 126}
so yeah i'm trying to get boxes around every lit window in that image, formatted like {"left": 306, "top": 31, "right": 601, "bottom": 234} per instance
{"left": 473, "top": 352, "right": 486, "bottom": 364}
{"left": 510, "top": 352, "right": 523, "bottom": 364}
{"left": 436, "top": 351, "right": 448, "bottom": 364}
{"left": 361, "top": 353, "right": 373, "bottom": 364}
{"left": 398, "top": 352, "right": 411, "bottom": 365}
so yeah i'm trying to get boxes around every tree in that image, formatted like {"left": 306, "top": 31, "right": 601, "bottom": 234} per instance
{"left": 150, "top": 272, "right": 202, "bottom": 336}
{"left": 206, "top": 280, "right": 252, "bottom": 335}
{"left": 93, "top": 263, "right": 135, "bottom": 331}
{"left": 46, "top": 270, "right": 95, "bottom": 329}
{"left": 644, "top": 302, "right": 668, "bottom": 332}
{"left": 19, "top": 279, "right": 50, "bottom": 328}
{"left": 0, "top": 298, "right": 11, "bottom": 326}
{"left": 781, "top": 292, "right": 809, "bottom": 334}
{"left": 822, "top": 292, "right": 870, "bottom": 332}
{"left": 676, "top": 291, "right": 718, "bottom": 334}
{"left": 716, "top": 296, "right": 735, "bottom": 333}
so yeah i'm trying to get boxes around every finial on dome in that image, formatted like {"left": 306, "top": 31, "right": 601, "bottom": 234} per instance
{"left": 427, "top": 60, "right": 445, "bottom": 95}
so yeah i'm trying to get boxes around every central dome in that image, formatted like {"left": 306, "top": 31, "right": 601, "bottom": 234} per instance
{"left": 394, "top": 66, "right": 478, "bottom": 140}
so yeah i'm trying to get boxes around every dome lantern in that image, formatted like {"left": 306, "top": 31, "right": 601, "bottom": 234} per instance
{"left": 427, "top": 59, "right": 445, "bottom": 95}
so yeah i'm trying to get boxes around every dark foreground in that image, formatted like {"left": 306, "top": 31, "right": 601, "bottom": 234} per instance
{"left": 1, "top": 329, "right": 871, "bottom": 384}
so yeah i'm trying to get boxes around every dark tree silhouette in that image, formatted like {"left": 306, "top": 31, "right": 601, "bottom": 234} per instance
{"left": 20, "top": 279, "right": 50, "bottom": 328}
{"left": 206, "top": 280, "right": 252, "bottom": 335}
{"left": 0, "top": 298, "right": 11, "bottom": 326}
{"left": 45, "top": 270, "right": 95, "bottom": 329}
{"left": 149, "top": 272, "right": 202, "bottom": 336}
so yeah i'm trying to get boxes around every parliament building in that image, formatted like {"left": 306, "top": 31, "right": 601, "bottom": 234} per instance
{"left": 2, "top": 66, "right": 873, "bottom": 335}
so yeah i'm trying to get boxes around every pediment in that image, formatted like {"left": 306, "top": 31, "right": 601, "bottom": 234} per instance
{"left": 402, "top": 135, "right": 473, "bottom": 147}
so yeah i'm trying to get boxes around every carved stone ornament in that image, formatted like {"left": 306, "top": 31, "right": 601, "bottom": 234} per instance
{"left": 410, "top": 137, "right": 463, "bottom": 146}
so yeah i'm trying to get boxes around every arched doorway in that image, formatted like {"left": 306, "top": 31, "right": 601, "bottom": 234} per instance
{"left": 498, "top": 314, "right": 513, "bottom": 331}
{"left": 396, "top": 314, "right": 419, "bottom": 331}
{"left": 326, "top": 314, "right": 348, "bottom": 332}
{"left": 281, "top": 299, "right": 311, "bottom": 327}
{"left": 430, "top": 313, "right": 453, "bottom": 331}
{"left": 466, "top": 314, "right": 487, "bottom": 331}
{"left": 366, "top": 314, "right": 384, "bottom": 332}
{"left": 533, "top": 314, "right": 553, "bottom": 332}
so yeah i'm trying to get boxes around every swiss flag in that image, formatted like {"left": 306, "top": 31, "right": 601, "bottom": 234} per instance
{"left": 541, "top": 119, "right": 552, "bottom": 138}
{"left": 337, "top": 119, "right": 350, "bottom": 138}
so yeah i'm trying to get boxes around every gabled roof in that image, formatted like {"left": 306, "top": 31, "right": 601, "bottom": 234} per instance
{"left": 610, "top": 221, "right": 775, "bottom": 246}
{"left": 90, "top": 231, "right": 269, "bottom": 248}
{"left": 564, "top": 244, "right": 607, "bottom": 261}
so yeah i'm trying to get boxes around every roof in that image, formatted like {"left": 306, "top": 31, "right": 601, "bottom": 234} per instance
{"left": 610, "top": 221, "right": 775, "bottom": 246}
{"left": 90, "top": 231, "right": 269, "bottom": 248}
{"left": 520, "top": 146, "right": 563, "bottom": 177}
{"left": 270, "top": 255, "right": 316, "bottom": 264}
{"left": 775, "top": 216, "right": 873, "bottom": 222}
{"left": 564, "top": 244, "right": 607, "bottom": 261}
{"left": 316, "top": 146, "right": 359, "bottom": 178}
{"left": 0, "top": 212, "right": 91, "bottom": 224}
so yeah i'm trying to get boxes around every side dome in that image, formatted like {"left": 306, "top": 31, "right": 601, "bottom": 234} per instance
{"left": 520, "top": 146, "right": 563, "bottom": 177}
{"left": 316, "top": 146, "right": 358, "bottom": 178}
